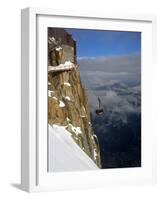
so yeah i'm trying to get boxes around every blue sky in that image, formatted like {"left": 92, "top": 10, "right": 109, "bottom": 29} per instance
{"left": 66, "top": 29, "right": 141, "bottom": 58}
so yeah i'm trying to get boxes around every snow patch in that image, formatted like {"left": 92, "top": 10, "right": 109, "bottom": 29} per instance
{"left": 66, "top": 117, "right": 71, "bottom": 122}
{"left": 48, "top": 90, "right": 54, "bottom": 97}
{"left": 68, "top": 123, "right": 82, "bottom": 136}
{"left": 93, "top": 149, "right": 98, "bottom": 160}
{"left": 49, "top": 37, "right": 56, "bottom": 43}
{"left": 64, "top": 82, "right": 71, "bottom": 86}
{"left": 48, "top": 125, "right": 98, "bottom": 172}
{"left": 59, "top": 100, "right": 65, "bottom": 107}
{"left": 52, "top": 96, "right": 58, "bottom": 101}
{"left": 65, "top": 96, "right": 71, "bottom": 101}
{"left": 64, "top": 61, "right": 73, "bottom": 65}
{"left": 80, "top": 115, "right": 86, "bottom": 118}
{"left": 55, "top": 46, "right": 62, "bottom": 51}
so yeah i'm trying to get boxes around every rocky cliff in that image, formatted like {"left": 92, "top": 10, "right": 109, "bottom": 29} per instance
{"left": 48, "top": 29, "right": 101, "bottom": 168}
{"left": 48, "top": 66, "right": 101, "bottom": 168}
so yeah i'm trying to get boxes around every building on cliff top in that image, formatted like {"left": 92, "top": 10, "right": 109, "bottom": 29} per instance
{"left": 48, "top": 28, "right": 77, "bottom": 67}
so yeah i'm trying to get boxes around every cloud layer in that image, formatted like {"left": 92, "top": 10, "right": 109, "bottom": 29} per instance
{"left": 78, "top": 53, "right": 141, "bottom": 89}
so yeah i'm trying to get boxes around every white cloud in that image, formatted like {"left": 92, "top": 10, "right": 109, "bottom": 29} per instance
{"left": 78, "top": 54, "right": 141, "bottom": 89}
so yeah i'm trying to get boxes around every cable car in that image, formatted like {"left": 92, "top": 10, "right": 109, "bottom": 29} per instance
{"left": 95, "top": 97, "right": 104, "bottom": 115}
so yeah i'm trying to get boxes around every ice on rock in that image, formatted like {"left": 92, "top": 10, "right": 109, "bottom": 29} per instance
{"left": 65, "top": 96, "right": 71, "bottom": 101}
{"left": 68, "top": 123, "right": 82, "bottom": 136}
{"left": 48, "top": 90, "right": 53, "bottom": 97}
{"left": 59, "top": 100, "right": 65, "bottom": 107}
{"left": 55, "top": 46, "right": 62, "bottom": 51}
{"left": 52, "top": 96, "right": 58, "bottom": 100}
{"left": 64, "top": 82, "right": 71, "bottom": 86}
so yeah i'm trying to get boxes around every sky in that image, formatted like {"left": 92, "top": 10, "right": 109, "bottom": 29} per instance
{"left": 66, "top": 28, "right": 141, "bottom": 58}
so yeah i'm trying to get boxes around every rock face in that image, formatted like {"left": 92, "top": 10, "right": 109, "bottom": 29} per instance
{"left": 48, "top": 28, "right": 101, "bottom": 168}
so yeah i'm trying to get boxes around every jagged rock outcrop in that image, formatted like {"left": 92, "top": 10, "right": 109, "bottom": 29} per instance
{"left": 48, "top": 28, "right": 101, "bottom": 168}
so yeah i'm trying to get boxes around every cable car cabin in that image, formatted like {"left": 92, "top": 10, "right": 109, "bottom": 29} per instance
{"left": 95, "top": 108, "right": 104, "bottom": 115}
{"left": 95, "top": 97, "right": 104, "bottom": 115}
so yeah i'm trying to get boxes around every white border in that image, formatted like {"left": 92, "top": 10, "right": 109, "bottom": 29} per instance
{"left": 21, "top": 7, "right": 157, "bottom": 192}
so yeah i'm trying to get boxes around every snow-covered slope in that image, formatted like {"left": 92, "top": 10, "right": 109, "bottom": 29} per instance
{"left": 48, "top": 125, "right": 99, "bottom": 172}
